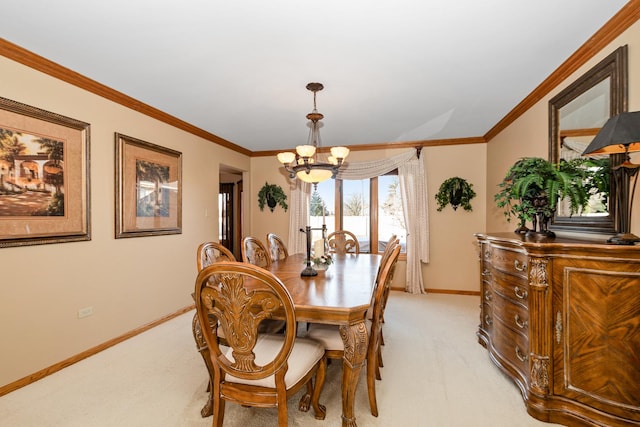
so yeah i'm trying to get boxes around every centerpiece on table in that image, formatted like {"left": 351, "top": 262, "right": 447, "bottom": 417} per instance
{"left": 311, "top": 238, "right": 332, "bottom": 271}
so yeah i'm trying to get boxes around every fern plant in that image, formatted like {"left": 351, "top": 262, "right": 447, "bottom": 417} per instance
{"left": 494, "top": 157, "right": 590, "bottom": 230}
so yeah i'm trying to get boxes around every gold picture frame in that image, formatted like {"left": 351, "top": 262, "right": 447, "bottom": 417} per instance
{"left": 0, "top": 97, "right": 90, "bottom": 248}
{"left": 115, "top": 133, "right": 182, "bottom": 238}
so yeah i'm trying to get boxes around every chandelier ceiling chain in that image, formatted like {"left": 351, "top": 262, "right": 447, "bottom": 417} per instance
{"left": 277, "top": 82, "right": 350, "bottom": 184}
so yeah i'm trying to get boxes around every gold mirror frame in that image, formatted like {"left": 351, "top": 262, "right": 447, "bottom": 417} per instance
{"left": 549, "top": 45, "right": 628, "bottom": 234}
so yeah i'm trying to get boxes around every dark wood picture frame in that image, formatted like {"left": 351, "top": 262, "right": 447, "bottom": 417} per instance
{"left": 115, "top": 133, "right": 182, "bottom": 238}
{"left": 0, "top": 97, "right": 91, "bottom": 248}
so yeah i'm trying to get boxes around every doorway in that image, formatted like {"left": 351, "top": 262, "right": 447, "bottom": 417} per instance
{"left": 219, "top": 166, "right": 244, "bottom": 260}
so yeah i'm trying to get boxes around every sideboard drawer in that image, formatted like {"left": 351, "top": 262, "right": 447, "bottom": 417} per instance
{"left": 488, "top": 246, "right": 528, "bottom": 279}
{"left": 492, "top": 291, "right": 529, "bottom": 338}
{"left": 491, "top": 315, "right": 529, "bottom": 380}
{"left": 489, "top": 267, "right": 529, "bottom": 305}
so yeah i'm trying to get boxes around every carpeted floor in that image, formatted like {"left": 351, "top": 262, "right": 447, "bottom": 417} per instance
{"left": 0, "top": 292, "right": 564, "bottom": 426}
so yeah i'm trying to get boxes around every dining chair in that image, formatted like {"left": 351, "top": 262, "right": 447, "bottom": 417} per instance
{"left": 197, "top": 241, "right": 235, "bottom": 271}
{"left": 326, "top": 230, "right": 360, "bottom": 255}
{"left": 241, "top": 236, "right": 286, "bottom": 335}
{"left": 193, "top": 241, "right": 237, "bottom": 417}
{"left": 305, "top": 243, "right": 401, "bottom": 417}
{"left": 194, "top": 262, "right": 327, "bottom": 426}
{"left": 193, "top": 240, "right": 286, "bottom": 416}
{"left": 266, "top": 233, "right": 289, "bottom": 262}
{"left": 242, "top": 236, "right": 272, "bottom": 268}
{"left": 376, "top": 235, "right": 398, "bottom": 282}
{"left": 376, "top": 234, "right": 399, "bottom": 346}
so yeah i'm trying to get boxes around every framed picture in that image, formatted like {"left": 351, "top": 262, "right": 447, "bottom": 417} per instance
{"left": 115, "top": 133, "right": 182, "bottom": 238}
{"left": 0, "top": 96, "right": 91, "bottom": 248}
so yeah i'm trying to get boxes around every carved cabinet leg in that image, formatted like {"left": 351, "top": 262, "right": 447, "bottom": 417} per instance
{"left": 339, "top": 321, "right": 369, "bottom": 427}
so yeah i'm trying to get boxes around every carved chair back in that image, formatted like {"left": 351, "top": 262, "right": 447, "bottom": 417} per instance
{"left": 194, "top": 261, "right": 327, "bottom": 425}
{"left": 266, "top": 233, "right": 289, "bottom": 262}
{"left": 376, "top": 235, "right": 399, "bottom": 285}
{"left": 327, "top": 230, "right": 360, "bottom": 255}
{"left": 242, "top": 236, "right": 272, "bottom": 268}
{"left": 197, "top": 241, "right": 235, "bottom": 271}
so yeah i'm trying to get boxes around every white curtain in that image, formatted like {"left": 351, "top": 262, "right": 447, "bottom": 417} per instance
{"left": 289, "top": 148, "right": 428, "bottom": 294}
{"left": 334, "top": 149, "right": 416, "bottom": 180}
{"left": 398, "top": 158, "right": 429, "bottom": 294}
{"left": 287, "top": 179, "right": 310, "bottom": 254}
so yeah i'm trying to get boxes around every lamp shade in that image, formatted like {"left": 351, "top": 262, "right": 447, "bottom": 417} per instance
{"left": 582, "top": 111, "right": 640, "bottom": 155}
{"left": 296, "top": 145, "right": 316, "bottom": 158}
{"left": 277, "top": 152, "right": 296, "bottom": 164}
{"left": 330, "top": 146, "right": 350, "bottom": 160}
{"left": 297, "top": 168, "right": 332, "bottom": 183}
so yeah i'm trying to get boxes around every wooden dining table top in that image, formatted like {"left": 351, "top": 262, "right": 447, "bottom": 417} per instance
{"left": 265, "top": 253, "right": 381, "bottom": 325}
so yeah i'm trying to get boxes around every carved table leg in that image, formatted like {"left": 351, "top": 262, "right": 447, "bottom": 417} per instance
{"left": 339, "top": 321, "right": 369, "bottom": 427}
{"left": 192, "top": 313, "right": 215, "bottom": 417}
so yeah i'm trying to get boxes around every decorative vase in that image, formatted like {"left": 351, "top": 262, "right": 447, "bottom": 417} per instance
{"left": 313, "top": 263, "right": 329, "bottom": 271}
{"left": 524, "top": 193, "right": 556, "bottom": 238}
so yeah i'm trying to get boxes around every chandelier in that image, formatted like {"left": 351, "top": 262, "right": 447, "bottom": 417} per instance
{"left": 277, "top": 82, "right": 350, "bottom": 184}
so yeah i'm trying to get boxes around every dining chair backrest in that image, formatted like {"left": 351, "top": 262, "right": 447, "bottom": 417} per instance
{"left": 372, "top": 243, "right": 400, "bottom": 328}
{"left": 194, "top": 261, "right": 327, "bottom": 425}
{"left": 327, "top": 230, "right": 360, "bottom": 255}
{"left": 376, "top": 235, "right": 399, "bottom": 284}
{"left": 266, "top": 233, "right": 289, "bottom": 262}
{"left": 242, "top": 236, "right": 272, "bottom": 268}
{"left": 196, "top": 241, "right": 235, "bottom": 271}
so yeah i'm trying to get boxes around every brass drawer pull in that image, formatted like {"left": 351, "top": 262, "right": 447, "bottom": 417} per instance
{"left": 484, "top": 290, "right": 492, "bottom": 301}
{"left": 514, "top": 259, "right": 527, "bottom": 272}
{"left": 514, "top": 314, "right": 528, "bottom": 329}
{"left": 514, "top": 286, "right": 528, "bottom": 299}
{"left": 515, "top": 346, "right": 528, "bottom": 362}
{"left": 484, "top": 314, "right": 493, "bottom": 326}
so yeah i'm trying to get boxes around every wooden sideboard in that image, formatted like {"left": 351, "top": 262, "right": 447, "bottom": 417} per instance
{"left": 475, "top": 233, "right": 640, "bottom": 427}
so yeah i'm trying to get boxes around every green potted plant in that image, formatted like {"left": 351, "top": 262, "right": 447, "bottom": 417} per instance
{"left": 494, "top": 157, "right": 590, "bottom": 237}
{"left": 258, "top": 182, "right": 288, "bottom": 212}
{"left": 435, "top": 177, "right": 476, "bottom": 212}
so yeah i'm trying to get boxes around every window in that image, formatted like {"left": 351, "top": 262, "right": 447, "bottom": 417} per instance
{"left": 309, "top": 171, "right": 406, "bottom": 254}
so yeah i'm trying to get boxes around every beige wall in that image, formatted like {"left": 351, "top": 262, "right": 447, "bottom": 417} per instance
{"left": 487, "top": 21, "right": 640, "bottom": 236}
{"left": 0, "top": 56, "right": 250, "bottom": 387}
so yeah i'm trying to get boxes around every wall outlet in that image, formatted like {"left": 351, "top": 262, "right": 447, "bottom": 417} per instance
{"left": 78, "top": 306, "right": 93, "bottom": 319}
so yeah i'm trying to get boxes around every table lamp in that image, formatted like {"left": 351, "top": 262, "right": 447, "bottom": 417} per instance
{"left": 582, "top": 111, "right": 640, "bottom": 244}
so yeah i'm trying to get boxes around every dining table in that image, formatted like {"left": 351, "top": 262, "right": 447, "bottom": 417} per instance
{"left": 192, "top": 252, "right": 380, "bottom": 427}
{"left": 267, "top": 252, "right": 380, "bottom": 427}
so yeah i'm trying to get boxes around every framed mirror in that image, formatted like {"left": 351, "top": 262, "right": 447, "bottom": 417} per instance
{"left": 549, "top": 45, "right": 628, "bottom": 234}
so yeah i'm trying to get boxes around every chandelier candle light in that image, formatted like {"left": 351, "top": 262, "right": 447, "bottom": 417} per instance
{"left": 277, "top": 82, "right": 350, "bottom": 184}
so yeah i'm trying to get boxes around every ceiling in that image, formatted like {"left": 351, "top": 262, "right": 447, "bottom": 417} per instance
{"left": 1, "top": 1, "right": 629, "bottom": 153}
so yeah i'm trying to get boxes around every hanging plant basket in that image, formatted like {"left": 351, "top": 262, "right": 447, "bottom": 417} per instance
{"left": 258, "top": 182, "right": 288, "bottom": 212}
{"left": 435, "top": 177, "right": 476, "bottom": 212}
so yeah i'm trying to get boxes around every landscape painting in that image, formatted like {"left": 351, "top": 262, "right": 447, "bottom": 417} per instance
{"left": 115, "top": 133, "right": 182, "bottom": 238}
{"left": 0, "top": 97, "right": 90, "bottom": 248}
{"left": 0, "top": 129, "right": 65, "bottom": 217}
